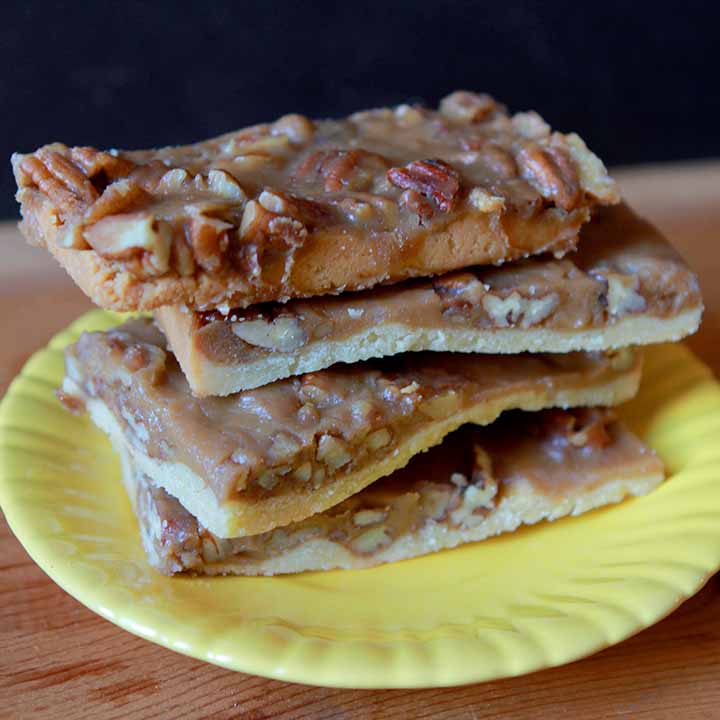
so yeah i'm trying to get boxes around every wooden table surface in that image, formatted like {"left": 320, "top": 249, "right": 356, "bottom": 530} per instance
{"left": 1, "top": 161, "right": 719, "bottom": 719}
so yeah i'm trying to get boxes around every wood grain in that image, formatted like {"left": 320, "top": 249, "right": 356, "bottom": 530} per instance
{"left": 1, "top": 161, "right": 719, "bottom": 719}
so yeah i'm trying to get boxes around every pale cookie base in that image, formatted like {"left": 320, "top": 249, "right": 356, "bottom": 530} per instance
{"left": 66, "top": 357, "right": 641, "bottom": 539}
{"left": 164, "top": 309, "right": 699, "bottom": 397}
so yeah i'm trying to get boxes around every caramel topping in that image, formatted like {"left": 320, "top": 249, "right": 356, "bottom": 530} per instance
{"left": 131, "top": 410, "right": 662, "bottom": 573}
{"left": 13, "top": 91, "right": 618, "bottom": 310}
{"left": 63, "top": 318, "right": 636, "bottom": 505}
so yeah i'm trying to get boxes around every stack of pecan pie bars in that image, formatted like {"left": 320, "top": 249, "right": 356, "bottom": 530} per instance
{"left": 12, "top": 91, "right": 702, "bottom": 575}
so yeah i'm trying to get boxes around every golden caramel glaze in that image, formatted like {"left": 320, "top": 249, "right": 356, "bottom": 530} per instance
{"left": 124, "top": 409, "right": 663, "bottom": 575}
{"left": 13, "top": 91, "right": 617, "bottom": 311}
{"left": 156, "top": 204, "right": 701, "bottom": 395}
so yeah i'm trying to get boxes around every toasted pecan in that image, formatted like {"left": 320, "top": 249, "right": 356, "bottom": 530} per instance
{"left": 386, "top": 158, "right": 461, "bottom": 213}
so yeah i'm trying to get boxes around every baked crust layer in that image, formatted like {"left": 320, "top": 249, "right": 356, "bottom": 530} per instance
{"left": 13, "top": 91, "right": 617, "bottom": 311}
{"left": 156, "top": 204, "right": 702, "bottom": 395}
{"left": 120, "top": 409, "right": 663, "bottom": 575}
{"left": 60, "top": 317, "right": 641, "bottom": 538}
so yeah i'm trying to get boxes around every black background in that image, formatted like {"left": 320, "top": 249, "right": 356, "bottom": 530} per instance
{"left": 2, "top": 1, "right": 717, "bottom": 218}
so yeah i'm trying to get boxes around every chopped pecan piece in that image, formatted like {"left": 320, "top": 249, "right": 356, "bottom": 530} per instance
{"left": 271, "top": 114, "right": 316, "bottom": 144}
{"left": 122, "top": 344, "right": 151, "bottom": 373}
{"left": 440, "top": 91, "right": 501, "bottom": 123}
{"left": 186, "top": 214, "right": 233, "bottom": 273}
{"left": 267, "top": 431, "right": 303, "bottom": 465}
{"left": 511, "top": 112, "right": 551, "bottom": 140}
{"left": 238, "top": 199, "right": 307, "bottom": 282}
{"left": 230, "top": 131, "right": 291, "bottom": 156}
{"left": 56, "top": 389, "right": 85, "bottom": 415}
{"left": 569, "top": 415, "right": 613, "bottom": 450}
{"left": 366, "top": 428, "right": 392, "bottom": 451}
{"left": 351, "top": 525, "right": 392, "bottom": 554}
{"left": 399, "top": 189, "right": 434, "bottom": 223}
{"left": 544, "top": 408, "right": 615, "bottom": 450}
{"left": 170, "top": 237, "right": 196, "bottom": 276}
{"left": 394, "top": 104, "right": 425, "bottom": 125}
{"left": 386, "top": 159, "right": 460, "bottom": 213}
{"left": 353, "top": 509, "right": 387, "bottom": 527}
{"left": 433, "top": 271, "right": 488, "bottom": 311}
{"left": 257, "top": 190, "right": 287, "bottom": 214}
{"left": 337, "top": 197, "right": 376, "bottom": 223}
{"left": 472, "top": 445, "right": 494, "bottom": 488}
{"left": 69, "top": 147, "right": 136, "bottom": 197}
{"left": 206, "top": 169, "right": 247, "bottom": 201}
{"left": 604, "top": 273, "right": 647, "bottom": 317}
{"left": 450, "top": 447, "right": 497, "bottom": 527}
{"left": 478, "top": 143, "right": 518, "bottom": 179}
{"left": 468, "top": 187, "right": 504, "bottom": 213}
{"left": 482, "top": 291, "right": 560, "bottom": 328}
{"left": 81, "top": 178, "right": 149, "bottom": 228}
{"left": 83, "top": 213, "right": 172, "bottom": 274}
{"left": 565, "top": 134, "right": 619, "bottom": 204}
{"left": 316, "top": 434, "right": 352, "bottom": 472}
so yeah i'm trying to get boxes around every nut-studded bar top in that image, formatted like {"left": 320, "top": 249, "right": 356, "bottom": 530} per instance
{"left": 13, "top": 91, "right": 618, "bottom": 312}
{"left": 59, "top": 317, "right": 640, "bottom": 537}
{"left": 122, "top": 410, "right": 663, "bottom": 575}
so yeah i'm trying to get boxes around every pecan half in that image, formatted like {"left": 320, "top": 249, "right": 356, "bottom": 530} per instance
{"left": 295, "top": 149, "right": 388, "bottom": 192}
{"left": 386, "top": 159, "right": 460, "bottom": 213}
{"left": 19, "top": 149, "right": 98, "bottom": 218}
{"left": 515, "top": 142, "right": 580, "bottom": 211}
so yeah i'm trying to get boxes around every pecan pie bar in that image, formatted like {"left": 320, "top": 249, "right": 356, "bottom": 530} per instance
{"left": 13, "top": 91, "right": 617, "bottom": 312}
{"left": 59, "top": 318, "right": 641, "bottom": 538}
{"left": 157, "top": 204, "right": 701, "bottom": 395}
{"left": 119, "top": 409, "right": 663, "bottom": 575}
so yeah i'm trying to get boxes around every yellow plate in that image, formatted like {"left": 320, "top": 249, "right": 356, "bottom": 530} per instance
{"left": 2, "top": 310, "right": 720, "bottom": 688}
